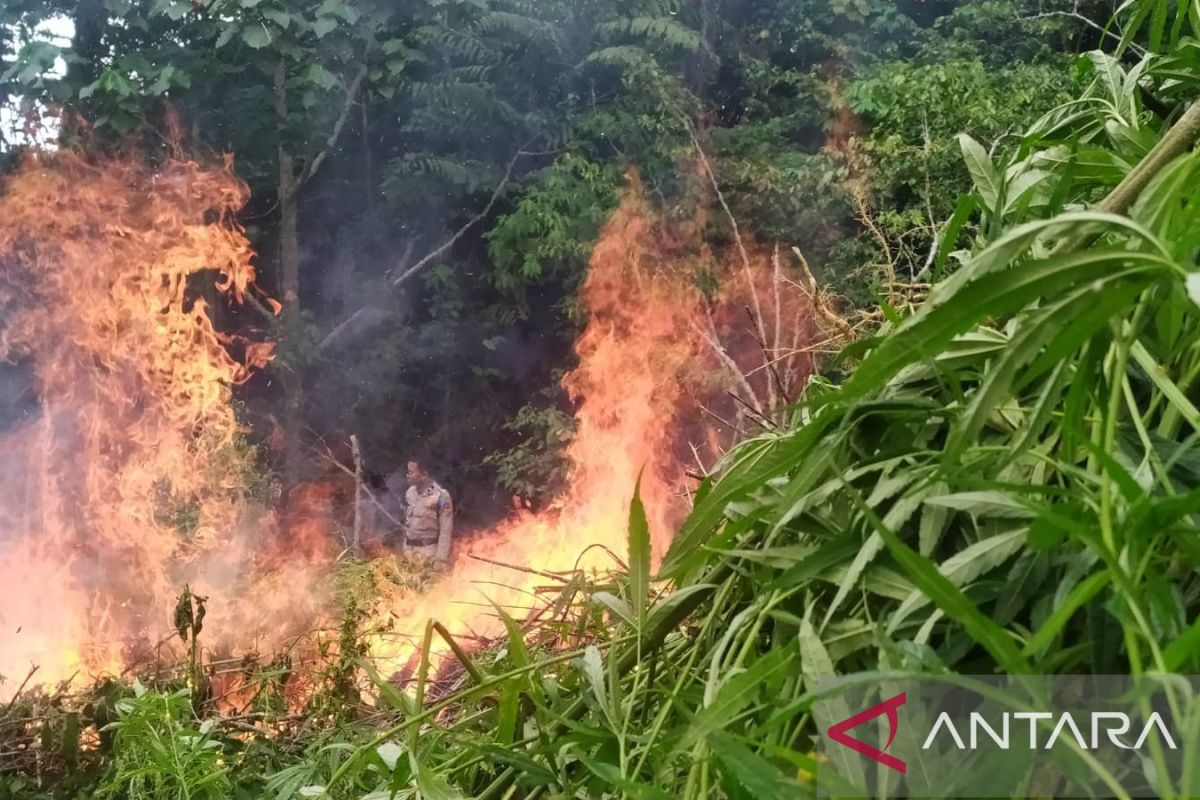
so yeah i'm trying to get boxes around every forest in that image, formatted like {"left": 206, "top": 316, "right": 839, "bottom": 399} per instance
{"left": 1, "top": 0, "right": 1200, "bottom": 797}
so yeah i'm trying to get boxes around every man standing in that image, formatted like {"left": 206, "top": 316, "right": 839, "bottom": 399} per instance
{"left": 402, "top": 460, "right": 453, "bottom": 565}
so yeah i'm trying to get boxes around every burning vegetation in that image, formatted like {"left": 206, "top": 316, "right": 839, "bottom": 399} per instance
{"left": 0, "top": 150, "right": 292, "bottom": 690}
{"left": 0, "top": 149, "right": 834, "bottom": 710}
{"left": 3, "top": 2, "right": 1180, "bottom": 797}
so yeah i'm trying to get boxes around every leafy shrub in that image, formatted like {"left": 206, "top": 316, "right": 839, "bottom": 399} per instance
{"left": 96, "top": 682, "right": 230, "bottom": 800}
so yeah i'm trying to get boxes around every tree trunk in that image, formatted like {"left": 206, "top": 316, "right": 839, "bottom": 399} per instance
{"left": 65, "top": 0, "right": 106, "bottom": 127}
{"left": 275, "top": 59, "right": 304, "bottom": 484}
{"left": 68, "top": 1, "right": 106, "bottom": 86}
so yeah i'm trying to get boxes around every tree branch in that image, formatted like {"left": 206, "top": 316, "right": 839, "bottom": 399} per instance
{"left": 387, "top": 143, "right": 529, "bottom": 288}
{"left": 1024, "top": 1, "right": 1146, "bottom": 57}
{"left": 316, "top": 144, "right": 531, "bottom": 353}
{"left": 297, "top": 59, "right": 371, "bottom": 189}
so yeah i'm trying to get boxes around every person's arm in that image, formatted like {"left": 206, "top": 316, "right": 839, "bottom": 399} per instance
{"left": 435, "top": 490, "right": 453, "bottom": 563}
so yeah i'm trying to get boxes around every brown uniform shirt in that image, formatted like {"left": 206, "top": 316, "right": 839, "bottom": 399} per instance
{"left": 404, "top": 481, "right": 452, "bottom": 562}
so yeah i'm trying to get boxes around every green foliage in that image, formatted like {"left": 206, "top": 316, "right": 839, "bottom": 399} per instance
{"left": 671, "top": 1, "right": 1200, "bottom": 691}
{"left": 850, "top": 58, "right": 1072, "bottom": 237}
{"left": 483, "top": 395, "right": 574, "bottom": 503}
{"left": 487, "top": 155, "right": 620, "bottom": 294}
{"left": 96, "top": 682, "right": 230, "bottom": 800}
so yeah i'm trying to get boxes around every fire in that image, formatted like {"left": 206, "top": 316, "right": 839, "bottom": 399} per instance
{"left": 0, "top": 149, "right": 821, "bottom": 701}
{"left": 0, "top": 150, "right": 318, "bottom": 691}
{"left": 367, "top": 176, "right": 820, "bottom": 673}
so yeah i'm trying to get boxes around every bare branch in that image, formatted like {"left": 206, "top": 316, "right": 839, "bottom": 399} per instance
{"left": 317, "top": 144, "right": 532, "bottom": 353}
{"left": 298, "top": 60, "right": 371, "bottom": 188}
{"left": 389, "top": 144, "right": 529, "bottom": 288}
{"left": 772, "top": 244, "right": 783, "bottom": 393}
{"left": 685, "top": 118, "right": 780, "bottom": 413}
{"left": 693, "top": 306, "right": 764, "bottom": 414}
{"left": 1024, "top": 1, "right": 1146, "bottom": 56}
{"left": 310, "top": 437, "right": 402, "bottom": 529}
{"left": 350, "top": 434, "right": 363, "bottom": 558}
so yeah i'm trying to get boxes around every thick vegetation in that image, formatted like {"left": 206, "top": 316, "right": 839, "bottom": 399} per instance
{"left": 2, "top": 0, "right": 1091, "bottom": 514}
{"left": 4, "top": 1, "right": 1200, "bottom": 799}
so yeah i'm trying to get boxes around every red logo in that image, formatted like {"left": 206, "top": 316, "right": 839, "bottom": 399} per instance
{"left": 827, "top": 692, "right": 907, "bottom": 774}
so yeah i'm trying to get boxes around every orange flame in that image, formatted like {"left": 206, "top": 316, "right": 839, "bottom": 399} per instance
{"left": 367, "top": 177, "right": 819, "bottom": 674}
{"left": 0, "top": 151, "right": 324, "bottom": 691}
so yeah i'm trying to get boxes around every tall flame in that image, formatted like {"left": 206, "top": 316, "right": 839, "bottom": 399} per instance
{"left": 0, "top": 151, "right": 316, "bottom": 690}
{"left": 367, "top": 178, "right": 819, "bottom": 672}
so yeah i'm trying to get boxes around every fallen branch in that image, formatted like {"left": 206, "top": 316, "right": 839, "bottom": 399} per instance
{"left": 1, "top": 666, "right": 38, "bottom": 715}
{"left": 466, "top": 553, "right": 572, "bottom": 584}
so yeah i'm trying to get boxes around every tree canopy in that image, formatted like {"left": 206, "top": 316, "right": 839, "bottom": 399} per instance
{"left": 0, "top": 0, "right": 1099, "bottom": 520}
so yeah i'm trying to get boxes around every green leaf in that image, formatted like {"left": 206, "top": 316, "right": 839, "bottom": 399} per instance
{"left": 919, "top": 482, "right": 950, "bottom": 555}
{"left": 663, "top": 410, "right": 842, "bottom": 579}
{"left": 678, "top": 646, "right": 794, "bottom": 751}
{"left": 628, "top": 469, "right": 651, "bottom": 629}
{"left": 888, "top": 528, "right": 1026, "bottom": 631}
{"left": 924, "top": 491, "right": 1034, "bottom": 518}
{"left": 104, "top": 110, "right": 140, "bottom": 134}
{"left": 764, "top": 535, "right": 860, "bottom": 593}
{"left": 593, "top": 591, "right": 635, "bottom": 628}
{"left": 1164, "top": 615, "right": 1200, "bottom": 671}
{"left": 160, "top": 1, "right": 190, "bottom": 21}
{"left": 959, "top": 133, "right": 1001, "bottom": 211}
{"left": 931, "top": 194, "right": 979, "bottom": 279}
{"left": 472, "top": 745, "right": 556, "bottom": 786}
{"left": 800, "top": 619, "right": 865, "bottom": 790}
{"left": 841, "top": 244, "right": 1169, "bottom": 407}
{"left": 576, "top": 753, "right": 673, "bottom": 800}
{"left": 311, "top": 17, "right": 339, "bottom": 39}
{"left": 849, "top": 490, "right": 1033, "bottom": 674}
{"left": 410, "top": 752, "right": 465, "bottom": 800}
{"left": 302, "top": 64, "right": 338, "bottom": 91}
{"left": 821, "top": 532, "right": 883, "bottom": 628}
{"left": 263, "top": 8, "right": 291, "bottom": 29}
{"left": 642, "top": 583, "right": 717, "bottom": 642}
{"left": 1022, "top": 571, "right": 1109, "bottom": 658}
{"left": 496, "top": 683, "right": 520, "bottom": 745}
{"left": 709, "top": 731, "right": 800, "bottom": 800}
{"left": 1131, "top": 340, "right": 1200, "bottom": 433}
{"left": 492, "top": 602, "right": 530, "bottom": 669}
{"left": 578, "top": 645, "right": 612, "bottom": 726}
{"left": 215, "top": 25, "right": 238, "bottom": 49}
{"left": 945, "top": 278, "right": 1146, "bottom": 462}
{"left": 376, "top": 741, "right": 403, "bottom": 770}
{"left": 241, "top": 24, "right": 273, "bottom": 49}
